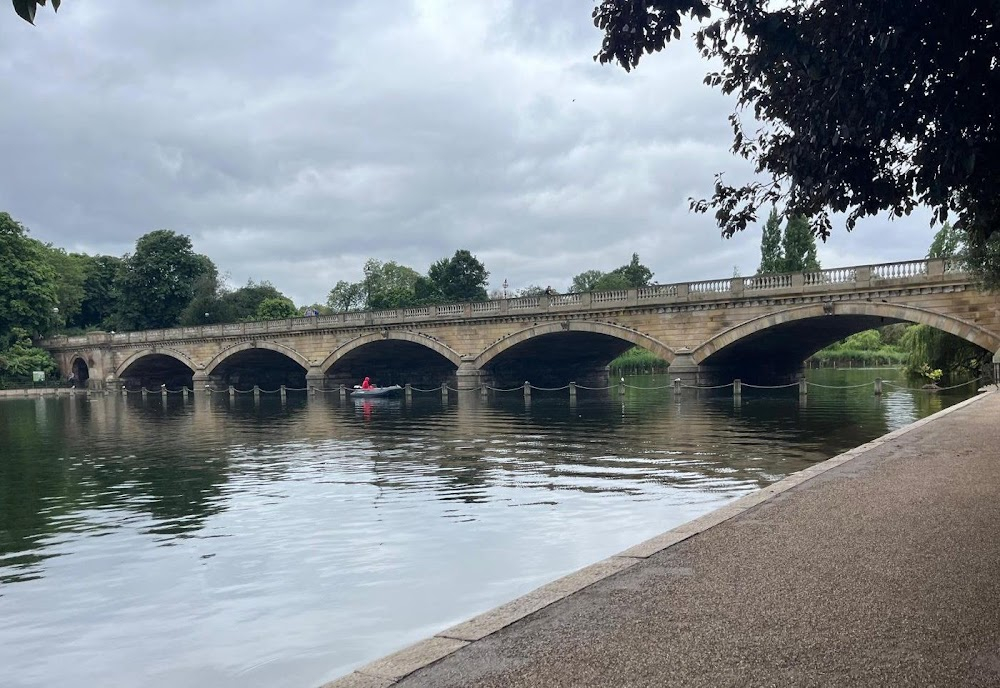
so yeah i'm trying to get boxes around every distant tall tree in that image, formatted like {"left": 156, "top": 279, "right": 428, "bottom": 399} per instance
{"left": 363, "top": 259, "right": 421, "bottom": 309}
{"left": 571, "top": 255, "right": 654, "bottom": 292}
{"left": 427, "top": 249, "right": 489, "bottom": 302}
{"left": 0, "top": 212, "right": 58, "bottom": 343}
{"left": 327, "top": 280, "right": 365, "bottom": 312}
{"left": 591, "top": 272, "right": 631, "bottom": 291}
{"left": 178, "top": 261, "right": 234, "bottom": 326}
{"left": 613, "top": 253, "right": 654, "bottom": 287}
{"left": 757, "top": 209, "right": 784, "bottom": 274}
{"left": 412, "top": 275, "right": 442, "bottom": 304}
{"left": 570, "top": 269, "right": 607, "bottom": 293}
{"left": 255, "top": 296, "right": 298, "bottom": 320}
{"left": 222, "top": 280, "right": 285, "bottom": 320}
{"left": 112, "top": 230, "right": 210, "bottom": 331}
{"left": 515, "top": 285, "right": 546, "bottom": 297}
{"left": 72, "top": 255, "right": 123, "bottom": 330}
{"left": 36, "top": 245, "right": 86, "bottom": 329}
{"left": 927, "top": 222, "right": 965, "bottom": 260}
{"left": 780, "top": 216, "right": 820, "bottom": 273}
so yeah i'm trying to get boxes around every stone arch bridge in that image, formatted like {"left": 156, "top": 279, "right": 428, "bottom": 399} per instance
{"left": 40, "top": 259, "right": 1000, "bottom": 391}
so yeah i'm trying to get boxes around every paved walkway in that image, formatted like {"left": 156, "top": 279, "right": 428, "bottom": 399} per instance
{"left": 329, "top": 391, "right": 1000, "bottom": 688}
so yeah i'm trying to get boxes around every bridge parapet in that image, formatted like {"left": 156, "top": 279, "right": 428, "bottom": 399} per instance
{"left": 38, "top": 258, "right": 969, "bottom": 350}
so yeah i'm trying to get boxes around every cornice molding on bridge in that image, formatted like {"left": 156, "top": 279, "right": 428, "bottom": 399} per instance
{"left": 40, "top": 259, "right": 971, "bottom": 352}
{"left": 40, "top": 282, "right": 973, "bottom": 354}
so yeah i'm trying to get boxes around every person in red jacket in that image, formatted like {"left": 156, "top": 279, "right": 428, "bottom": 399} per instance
{"left": 361, "top": 376, "right": 372, "bottom": 390}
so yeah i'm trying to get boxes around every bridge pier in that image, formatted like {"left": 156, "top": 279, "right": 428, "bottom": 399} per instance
{"left": 993, "top": 351, "right": 1000, "bottom": 387}
{"left": 456, "top": 362, "right": 483, "bottom": 393}
{"left": 666, "top": 353, "right": 702, "bottom": 387}
{"left": 306, "top": 367, "right": 327, "bottom": 391}
{"left": 192, "top": 372, "right": 213, "bottom": 392}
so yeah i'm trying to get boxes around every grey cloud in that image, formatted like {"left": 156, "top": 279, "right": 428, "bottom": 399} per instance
{"left": 0, "top": 1, "right": 936, "bottom": 306}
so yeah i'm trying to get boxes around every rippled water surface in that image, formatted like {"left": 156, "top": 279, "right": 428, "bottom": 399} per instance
{"left": 0, "top": 369, "right": 978, "bottom": 687}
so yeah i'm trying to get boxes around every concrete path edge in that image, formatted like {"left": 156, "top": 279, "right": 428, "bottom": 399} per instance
{"left": 320, "top": 389, "right": 996, "bottom": 688}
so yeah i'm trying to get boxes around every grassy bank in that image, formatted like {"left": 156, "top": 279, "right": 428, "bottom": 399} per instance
{"left": 808, "top": 348, "right": 908, "bottom": 367}
{"left": 609, "top": 347, "right": 668, "bottom": 375}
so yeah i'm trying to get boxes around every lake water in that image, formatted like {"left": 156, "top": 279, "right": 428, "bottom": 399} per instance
{"left": 0, "top": 368, "right": 978, "bottom": 687}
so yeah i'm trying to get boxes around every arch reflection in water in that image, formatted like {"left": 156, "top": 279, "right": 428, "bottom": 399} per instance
{"left": 0, "top": 367, "right": 977, "bottom": 688}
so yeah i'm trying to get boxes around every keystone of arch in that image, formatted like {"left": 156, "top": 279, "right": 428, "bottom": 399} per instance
{"left": 115, "top": 347, "right": 198, "bottom": 379}
{"left": 692, "top": 302, "right": 1000, "bottom": 365}
{"left": 204, "top": 340, "right": 311, "bottom": 375}
{"left": 474, "top": 321, "right": 675, "bottom": 369}
{"left": 320, "top": 331, "right": 463, "bottom": 373}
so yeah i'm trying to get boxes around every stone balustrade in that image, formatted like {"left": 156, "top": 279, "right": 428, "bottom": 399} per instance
{"left": 40, "top": 258, "right": 958, "bottom": 348}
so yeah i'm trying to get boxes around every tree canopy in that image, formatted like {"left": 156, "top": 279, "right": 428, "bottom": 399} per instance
{"left": 757, "top": 209, "right": 783, "bottom": 275}
{"left": 927, "top": 223, "right": 965, "bottom": 261}
{"left": 327, "top": 280, "right": 365, "bottom": 312}
{"left": 112, "top": 230, "right": 213, "bottom": 331}
{"left": 593, "top": 1, "right": 1000, "bottom": 283}
{"left": 569, "top": 253, "right": 655, "bottom": 292}
{"left": 426, "top": 249, "right": 490, "bottom": 302}
{"left": 255, "top": 296, "right": 298, "bottom": 320}
{"left": 363, "top": 259, "right": 422, "bottom": 310}
{"left": 570, "top": 270, "right": 606, "bottom": 293}
{"left": 72, "top": 254, "right": 123, "bottom": 330}
{"left": 0, "top": 212, "right": 58, "bottom": 343}
{"left": 780, "top": 216, "right": 820, "bottom": 273}
{"left": 756, "top": 212, "right": 820, "bottom": 275}
{"left": 327, "top": 250, "right": 490, "bottom": 311}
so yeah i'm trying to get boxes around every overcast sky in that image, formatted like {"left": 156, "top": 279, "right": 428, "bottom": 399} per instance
{"left": 0, "top": 1, "right": 937, "bottom": 306}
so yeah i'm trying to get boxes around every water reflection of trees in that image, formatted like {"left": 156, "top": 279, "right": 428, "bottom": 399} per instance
{"left": 0, "top": 376, "right": 970, "bottom": 584}
{"left": 0, "top": 397, "right": 234, "bottom": 582}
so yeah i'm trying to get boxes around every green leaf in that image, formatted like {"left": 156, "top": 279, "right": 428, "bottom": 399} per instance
{"left": 13, "top": 0, "right": 37, "bottom": 24}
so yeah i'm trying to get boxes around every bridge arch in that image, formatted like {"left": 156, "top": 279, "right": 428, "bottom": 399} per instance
{"left": 115, "top": 348, "right": 197, "bottom": 379}
{"left": 320, "top": 331, "right": 462, "bottom": 372}
{"left": 475, "top": 321, "right": 674, "bottom": 370}
{"left": 205, "top": 341, "right": 311, "bottom": 376}
{"left": 70, "top": 355, "right": 91, "bottom": 386}
{"left": 694, "top": 302, "right": 1000, "bottom": 365}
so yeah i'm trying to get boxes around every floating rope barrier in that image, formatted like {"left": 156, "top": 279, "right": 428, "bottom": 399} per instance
{"left": 883, "top": 377, "right": 982, "bottom": 392}
{"left": 740, "top": 381, "right": 800, "bottom": 389}
{"left": 805, "top": 381, "right": 874, "bottom": 389}
{"left": 114, "top": 375, "right": 990, "bottom": 401}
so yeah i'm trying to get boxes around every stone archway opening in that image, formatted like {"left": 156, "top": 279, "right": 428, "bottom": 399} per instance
{"left": 71, "top": 357, "right": 90, "bottom": 387}
{"left": 325, "top": 340, "right": 458, "bottom": 389}
{"left": 119, "top": 354, "right": 194, "bottom": 391}
{"left": 698, "top": 313, "right": 995, "bottom": 385}
{"left": 211, "top": 349, "right": 308, "bottom": 390}
{"left": 481, "top": 331, "right": 636, "bottom": 390}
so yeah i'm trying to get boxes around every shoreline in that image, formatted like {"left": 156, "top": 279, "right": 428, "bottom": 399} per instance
{"left": 322, "top": 388, "right": 995, "bottom": 687}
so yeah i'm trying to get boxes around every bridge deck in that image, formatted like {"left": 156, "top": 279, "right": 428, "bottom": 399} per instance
{"left": 329, "top": 390, "right": 1000, "bottom": 688}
